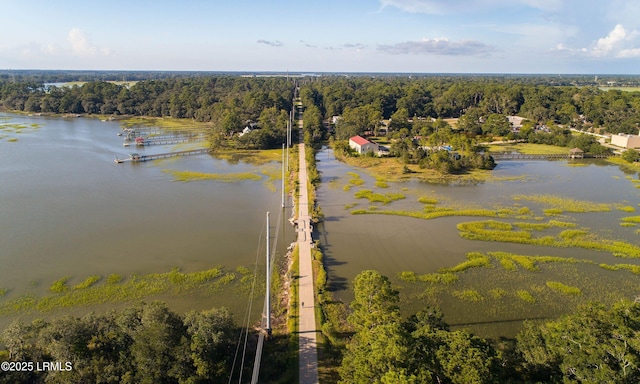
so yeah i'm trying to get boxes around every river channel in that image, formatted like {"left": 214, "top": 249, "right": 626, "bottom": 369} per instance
{"left": 315, "top": 146, "right": 640, "bottom": 337}
{"left": 0, "top": 113, "right": 294, "bottom": 330}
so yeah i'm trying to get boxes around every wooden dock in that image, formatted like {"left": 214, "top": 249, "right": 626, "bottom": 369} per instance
{"left": 123, "top": 136, "right": 204, "bottom": 147}
{"left": 491, "top": 152, "right": 610, "bottom": 161}
{"left": 115, "top": 148, "right": 212, "bottom": 163}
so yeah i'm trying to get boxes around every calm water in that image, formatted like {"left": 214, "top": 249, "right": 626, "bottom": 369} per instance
{"left": 0, "top": 113, "right": 293, "bottom": 328}
{"left": 315, "top": 146, "right": 640, "bottom": 337}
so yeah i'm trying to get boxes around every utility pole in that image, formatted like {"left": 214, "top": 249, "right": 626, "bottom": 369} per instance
{"left": 265, "top": 212, "right": 272, "bottom": 337}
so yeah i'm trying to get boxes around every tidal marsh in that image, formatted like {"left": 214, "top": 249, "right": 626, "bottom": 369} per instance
{"left": 0, "top": 266, "right": 250, "bottom": 317}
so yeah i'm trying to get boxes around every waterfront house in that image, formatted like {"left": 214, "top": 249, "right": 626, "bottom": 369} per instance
{"left": 349, "top": 135, "right": 379, "bottom": 155}
{"left": 611, "top": 132, "right": 640, "bottom": 149}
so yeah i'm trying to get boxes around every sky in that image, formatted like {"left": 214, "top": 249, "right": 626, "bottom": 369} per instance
{"left": 1, "top": 0, "right": 639, "bottom": 74}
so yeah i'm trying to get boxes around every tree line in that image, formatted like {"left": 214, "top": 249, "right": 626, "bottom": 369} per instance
{"left": 339, "top": 270, "right": 640, "bottom": 384}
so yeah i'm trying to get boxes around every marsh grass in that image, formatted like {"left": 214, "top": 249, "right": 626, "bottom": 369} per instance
{"left": 457, "top": 220, "right": 640, "bottom": 258}
{"left": 374, "top": 177, "right": 389, "bottom": 188}
{"left": 440, "top": 252, "right": 492, "bottom": 273}
{"left": 516, "top": 290, "right": 536, "bottom": 303}
{"left": 546, "top": 281, "right": 582, "bottom": 295}
{"left": 622, "top": 216, "right": 640, "bottom": 223}
{"left": 352, "top": 207, "right": 499, "bottom": 220}
{"left": 120, "top": 116, "right": 210, "bottom": 131}
{"left": 354, "top": 189, "right": 405, "bottom": 205}
{"left": 343, "top": 172, "right": 365, "bottom": 191}
{"left": 49, "top": 277, "right": 70, "bottom": 293}
{"left": 399, "top": 271, "right": 458, "bottom": 285}
{"left": 418, "top": 196, "right": 439, "bottom": 205}
{"left": 513, "top": 194, "right": 612, "bottom": 213}
{"left": 106, "top": 274, "right": 123, "bottom": 284}
{"left": 0, "top": 266, "right": 239, "bottom": 316}
{"left": 163, "top": 169, "right": 262, "bottom": 182}
{"left": 73, "top": 275, "right": 101, "bottom": 290}
{"left": 599, "top": 263, "right": 640, "bottom": 274}
{"left": 618, "top": 205, "right": 636, "bottom": 212}
{"left": 453, "top": 289, "right": 484, "bottom": 302}
{"left": 489, "top": 288, "right": 508, "bottom": 299}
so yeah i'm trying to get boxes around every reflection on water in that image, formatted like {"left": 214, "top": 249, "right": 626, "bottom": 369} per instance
{"left": 315, "top": 146, "right": 640, "bottom": 337}
{"left": 0, "top": 113, "right": 293, "bottom": 329}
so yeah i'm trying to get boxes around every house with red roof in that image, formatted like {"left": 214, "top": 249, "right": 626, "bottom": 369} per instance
{"left": 349, "top": 135, "right": 379, "bottom": 155}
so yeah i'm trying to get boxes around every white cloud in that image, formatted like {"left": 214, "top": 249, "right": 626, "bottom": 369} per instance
{"left": 378, "top": 37, "right": 495, "bottom": 56}
{"left": 67, "top": 28, "right": 110, "bottom": 57}
{"left": 557, "top": 24, "right": 640, "bottom": 58}
{"left": 379, "top": 0, "right": 562, "bottom": 14}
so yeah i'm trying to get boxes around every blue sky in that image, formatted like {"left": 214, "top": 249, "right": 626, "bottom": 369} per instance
{"left": 1, "top": 0, "right": 639, "bottom": 73}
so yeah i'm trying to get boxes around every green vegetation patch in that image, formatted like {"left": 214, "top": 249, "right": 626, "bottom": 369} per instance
{"left": 0, "top": 266, "right": 240, "bottom": 316}
{"left": 516, "top": 290, "right": 536, "bottom": 303}
{"left": 73, "top": 275, "right": 101, "bottom": 290}
{"left": 546, "top": 281, "right": 582, "bottom": 296}
{"left": 163, "top": 169, "right": 262, "bottom": 182}
{"left": 617, "top": 205, "right": 636, "bottom": 213}
{"left": 457, "top": 220, "right": 640, "bottom": 258}
{"left": 622, "top": 216, "right": 640, "bottom": 223}
{"left": 453, "top": 289, "right": 484, "bottom": 302}
{"left": 354, "top": 189, "right": 405, "bottom": 205}
{"left": 352, "top": 207, "right": 499, "bottom": 220}
{"left": 418, "top": 196, "right": 439, "bottom": 205}
{"left": 599, "top": 263, "right": 640, "bottom": 274}
{"left": 513, "top": 194, "right": 612, "bottom": 213}
{"left": 440, "top": 252, "right": 492, "bottom": 273}
{"left": 343, "top": 172, "right": 365, "bottom": 191}
{"left": 49, "top": 277, "right": 70, "bottom": 293}
{"left": 374, "top": 177, "right": 389, "bottom": 188}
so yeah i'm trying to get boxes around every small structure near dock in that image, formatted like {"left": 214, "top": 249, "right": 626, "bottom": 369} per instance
{"left": 569, "top": 147, "right": 584, "bottom": 159}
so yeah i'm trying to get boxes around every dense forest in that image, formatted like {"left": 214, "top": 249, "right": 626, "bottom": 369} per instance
{"left": 2, "top": 73, "right": 640, "bottom": 157}
{"left": 3, "top": 74, "right": 640, "bottom": 135}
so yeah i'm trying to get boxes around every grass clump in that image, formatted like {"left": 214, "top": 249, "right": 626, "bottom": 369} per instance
{"left": 374, "top": 177, "right": 389, "bottom": 188}
{"left": 618, "top": 205, "right": 636, "bottom": 213}
{"left": 106, "top": 274, "right": 123, "bottom": 285}
{"left": 622, "top": 216, "right": 640, "bottom": 224}
{"left": 440, "top": 252, "right": 491, "bottom": 273}
{"left": 418, "top": 196, "right": 439, "bottom": 205}
{"left": 49, "top": 277, "right": 70, "bottom": 293}
{"left": 516, "top": 290, "right": 536, "bottom": 303}
{"left": 489, "top": 288, "right": 508, "bottom": 299}
{"left": 598, "top": 263, "right": 640, "bottom": 274}
{"left": 73, "top": 275, "right": 101, "bottom": 290}
{"left": 163, "top": 169, "right": 262, "bottom": 182}
{"left": 546, "top": 281, "right": 582, "bottom": 295}
{"left": 453, "top": 289, "right": 484, "bottom": 302}
{"left": 414, "top": 272, "right": 458, "bottom": 285}
{"left": 354, "top": 189, "right": 405, "bottom": 205}
{"left": 513, "top": 194, "right": 612, "bottom": 213}
{"left": 0, "top": 288, "right": 7, "bottom": 297}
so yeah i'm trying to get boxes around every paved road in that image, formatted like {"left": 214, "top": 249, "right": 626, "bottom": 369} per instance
{"left": 297, "top": 110, "right": 320, "bottom": 384}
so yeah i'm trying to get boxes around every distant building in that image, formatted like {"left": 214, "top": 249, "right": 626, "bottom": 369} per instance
{"left": 611, "top": 133, "right": 640, "bottom": 149}
{"left": 349, "top": 135, "right": 379, "bottom": 155}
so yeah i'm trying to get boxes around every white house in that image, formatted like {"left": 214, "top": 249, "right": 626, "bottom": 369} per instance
{"left": 611, "top": 133, "right": 640, "bottom": 149}
{"left": 349, "top": 135, "right": 379, "bottom": 155}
